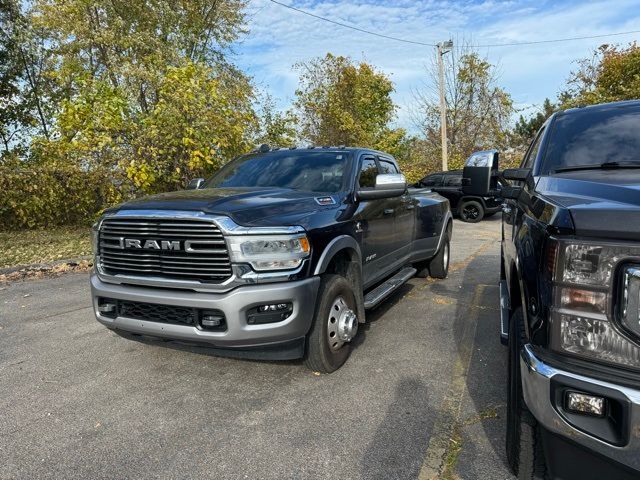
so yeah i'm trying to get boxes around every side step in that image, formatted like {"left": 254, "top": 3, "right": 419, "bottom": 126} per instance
{"left": 364, "top": 267, "right": 417, "bottom": 310}
{"left": 499, "top": 279, "right": 510, "bottom": 345}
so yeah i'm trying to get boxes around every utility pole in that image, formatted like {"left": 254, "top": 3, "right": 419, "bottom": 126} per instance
{"left": 437, "top": 40, "right": 453, "bottom": 171}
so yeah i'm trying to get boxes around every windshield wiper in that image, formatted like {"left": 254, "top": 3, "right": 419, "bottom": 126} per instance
{"left": 552, "top": 161, "right": 640, "bottom": 173}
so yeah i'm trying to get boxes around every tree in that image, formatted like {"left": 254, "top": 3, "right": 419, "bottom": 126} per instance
{"left": 32, "top": 0, "right": 248, "bottom": 115}
{"left": 26, "top": 0, "right": 257, "bottom": 194}
{"left": 128, "top": 62, "right": 256, "bottom": 193}
{"left": 254, "top": 93, "right": 297, "bottom": 148}
{"left": 561, "top": 42, "right": 640, "bottom": 107}
{"left": 412, "top": 45, "right": 514, "bottom": 170}
{"left": 293, "top": 53, "right": 407, "bottom": 156}
{"left": 0, "top": 0, "right": 51, "bottom": 157}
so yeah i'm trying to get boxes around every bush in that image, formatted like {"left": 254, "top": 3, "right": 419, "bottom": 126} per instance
{"left": 0, "top": 165, "right": 133, "bottom": 229}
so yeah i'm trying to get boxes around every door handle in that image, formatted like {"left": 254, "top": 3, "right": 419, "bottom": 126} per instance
{"left": 384, "top": 208, "right": 395, "bottom": 215}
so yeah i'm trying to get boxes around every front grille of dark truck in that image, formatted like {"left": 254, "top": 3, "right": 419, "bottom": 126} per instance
{"left": 98, "top": 217, "right": 232, "bottom": 283}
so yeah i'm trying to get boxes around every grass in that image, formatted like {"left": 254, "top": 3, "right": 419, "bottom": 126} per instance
{"left": 0, "top": 226, "right": 92, "bottom": 269}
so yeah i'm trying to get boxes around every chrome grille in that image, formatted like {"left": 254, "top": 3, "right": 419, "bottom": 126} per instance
{"left": 98, "top": 217, "right": 232, "bottom": 283}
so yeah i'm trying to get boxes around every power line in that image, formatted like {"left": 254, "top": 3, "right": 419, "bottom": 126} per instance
{"left": 476, "top": 30, "right": 640, "bottom": 47}
{"left": 268, "top": 0, "right": 640, "bottom": 49}
{"left": 268, "top": 0, "right": 436, "bottom": 46}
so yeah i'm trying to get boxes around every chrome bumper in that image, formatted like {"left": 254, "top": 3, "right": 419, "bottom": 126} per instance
{"left": 90, "top": 273, "right": 320, "bottom": 349}
{"left": 521, "top": 344, "right": 640, "bottom": 471}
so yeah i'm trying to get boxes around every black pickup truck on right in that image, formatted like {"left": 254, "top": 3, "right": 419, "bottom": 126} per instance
{"left": 474, "top": 100, "right": 640, "bottom": 480}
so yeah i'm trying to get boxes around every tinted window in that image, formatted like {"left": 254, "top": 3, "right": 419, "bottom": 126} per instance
{"left": 542, "top": 104, "right": 640, "bottom": 174}
{"left": 205, "top": 151, "right": 348, "bottom": 193}
{"left": 358, "top": 158, "right": 378, "bottom": 188}
{"left": 522, "top": 127, "right": 545, "bottom": 169}
{"left": 379, "top": 160, "right": 398, "bottom": 174}
{"left": 422, "top": 175, "right": 442, "bottom": 187}
{"left": 443, "top": 175, "right": 462, "bottom": 187}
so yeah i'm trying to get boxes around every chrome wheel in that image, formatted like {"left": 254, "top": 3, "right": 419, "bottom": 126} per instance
{"left": 326, "top": 296, "right": 357, "bottom": 351}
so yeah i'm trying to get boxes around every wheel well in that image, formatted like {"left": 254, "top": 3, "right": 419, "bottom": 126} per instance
{"left": 324, "top": 248, "right": 365, "bottom": 323}
{"left": 325, "top": 250, "right": 354, "bottom": 276}
{"left": 460, "top": 196, "right": 486, "bottom": 208}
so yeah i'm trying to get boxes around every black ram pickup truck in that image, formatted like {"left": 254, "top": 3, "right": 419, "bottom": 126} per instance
{"left": 480, "top": 100, "right": 640, "bottom": 479}
{"left": 90, "top": 147, "right": 452, "bottom": 372}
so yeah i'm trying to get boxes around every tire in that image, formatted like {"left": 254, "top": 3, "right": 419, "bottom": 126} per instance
{"left": 427, "top": 233, "right": 450, "bottom": 279}
{"left": 304, "top": 274, "right": 359, "bottom": 373}
{"left": 459, "top": 200, "right": 484, "bottom": 223}
{"left": 506, "top": 307, "right": 547, "bottom": 479}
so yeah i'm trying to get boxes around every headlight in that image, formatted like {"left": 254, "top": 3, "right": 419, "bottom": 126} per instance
{"left": 226, "top": 234, "right": 310, "bottom": 271}
{"left": 550, "top": 239, "right": 640, "bottom": 369}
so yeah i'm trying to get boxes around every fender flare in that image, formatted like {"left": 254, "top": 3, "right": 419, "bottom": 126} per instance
{"left": 434, "top": 210, "right": 453, "bottom": 254}
{"left": 313, "top": 235, "right": 362, "bottom": 276}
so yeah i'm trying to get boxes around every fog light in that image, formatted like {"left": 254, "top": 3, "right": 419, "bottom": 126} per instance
{"left": 201, "top": 314, "right": 224, "bottom": 328}
{"left": 258, "top": 303, "right": 291, "bottom": 312}
{"left": 98, "top": 302, "right": 116, "bottom": 313}
{"left": 248, "top": 302, "right": 293, "bottom": 325}
{"left": 566, "top": 391, "right": 606, "bottom": 417}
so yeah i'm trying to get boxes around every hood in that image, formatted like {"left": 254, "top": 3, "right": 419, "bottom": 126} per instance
{"left": 115, "top": 187, "right": 339, "bottom": 227}
{"left": 536, "top": 170, "right": 640, "bottom": 240}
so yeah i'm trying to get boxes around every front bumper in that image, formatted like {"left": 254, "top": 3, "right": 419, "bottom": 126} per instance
{"left": 521, "top": 344, "right": 640, "bottom": 475}
{"left": 90, "top": 273, "right": 320, "bottom": 355}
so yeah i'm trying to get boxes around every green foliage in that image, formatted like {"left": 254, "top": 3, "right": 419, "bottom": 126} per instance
{"left": 561, "top": 43, "right": 640, "bottom": 107}
{"left": 0, "top": 161, "right": 131, "bottom": 229}
{"left": 32, "top": 0, "right": 255, "bottom": 180}
{"left": 294, "top": 53, "right": 407, "bottom": 151}
{"left": 129, "top": 62, "right": 256, "bottom": 193}
{"left": 254, "top": 93, "right": 297, "bottom": 148}
{"left": 0, "top": 0, "right": 38, "bottom": 156}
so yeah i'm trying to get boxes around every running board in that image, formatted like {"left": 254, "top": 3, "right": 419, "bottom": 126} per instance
{"left": 499, "top": 279, "right": 510, "bottom": 345}
{"left": 364, "top": 267, "right": 417, "bottom": 309}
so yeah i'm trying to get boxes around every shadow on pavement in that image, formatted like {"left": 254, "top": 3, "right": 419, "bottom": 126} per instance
{"left": 360, "top": 377, "right": 431, "bottom": 480}
{"left": 450, "top": 252, "right": 509, "bottom": 473}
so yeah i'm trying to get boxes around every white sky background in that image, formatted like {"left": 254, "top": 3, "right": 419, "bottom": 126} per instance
{"left": 234, "top": 0, "right": 640, "bottom": 135}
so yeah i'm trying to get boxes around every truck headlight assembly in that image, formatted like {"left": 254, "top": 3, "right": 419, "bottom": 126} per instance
{"left": 226, "top": 234, "right": 310, "bottom": 271}
{"left": 550, "top": 239, "right": 640, "bottom": 369}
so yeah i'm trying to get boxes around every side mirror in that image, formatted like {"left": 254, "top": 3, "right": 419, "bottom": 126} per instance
{"left": 357, "top": 173, "right": 407, "bottom": 200}
{"left": 462, "top": 150, "right": 499, "bottom": 196}
{"left": 186, "top": 178, "right": 205, "bottom": 190}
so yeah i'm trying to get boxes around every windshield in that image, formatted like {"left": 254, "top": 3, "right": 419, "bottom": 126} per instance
{"left": 542, "top": 103, "right": 640, "bottom": 174}
{"left": 204, "top": 150, "right": 350, "bottom": 193}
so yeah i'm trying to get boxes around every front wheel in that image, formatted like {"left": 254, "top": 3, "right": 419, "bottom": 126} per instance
{"left": 459, "top": 200, "right": 484, "bottom": 223}
{"left": 304, "top": 274, "right": 359, "bottom": 373}
{"left": 506, "top": 308, "right": 547, "bottom": 479}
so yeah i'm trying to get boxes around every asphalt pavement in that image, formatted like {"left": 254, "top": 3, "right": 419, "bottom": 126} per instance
{"left": 0, "top": 217, "right": 514, "bottom": 480}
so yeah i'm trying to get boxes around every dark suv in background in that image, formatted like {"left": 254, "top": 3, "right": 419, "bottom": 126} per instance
{"left": 416, "top": 170, "right": 503, "bottom": 222}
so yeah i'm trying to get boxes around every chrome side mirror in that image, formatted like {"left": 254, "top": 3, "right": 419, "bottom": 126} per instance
{"left": 357, "top": 173, "right": 407, "bottom": 200}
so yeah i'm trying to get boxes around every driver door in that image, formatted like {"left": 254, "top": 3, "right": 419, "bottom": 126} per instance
{"left": 355, "top": 156, "right": 400, "bottom": 288}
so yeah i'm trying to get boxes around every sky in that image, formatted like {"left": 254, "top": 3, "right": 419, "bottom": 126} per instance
{"left": 233, "top": 0, "right": 640, "bottom": 134}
